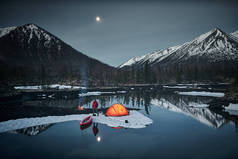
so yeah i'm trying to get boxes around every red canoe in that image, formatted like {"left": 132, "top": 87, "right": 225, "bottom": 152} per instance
{"left": 80, "top": 116, "right": 93, "bottom": 127}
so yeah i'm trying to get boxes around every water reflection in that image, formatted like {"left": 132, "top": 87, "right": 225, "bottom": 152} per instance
{"left": 96, "top": 136, "right": 101, "bottom": 142}
{"left": 151, "top": 98, "right": 227, "bottom": 128}
{"left": 92, "top": 123, "right": 101, "bottom": 143}
{"left": 92, "top": 123, "right": 99, "bottom": 136}
{"left": 1, "top": 90, "right": 238, "bottom": 135}
{"left": 10, "top": 124, "right": 53, "bottom": 136}
{"left": 91, "top": 91, "right": 238, "bottom": 129}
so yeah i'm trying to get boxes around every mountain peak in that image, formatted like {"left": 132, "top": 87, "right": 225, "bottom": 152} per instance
{"left": 21, "top": 23, "right": 41, "bottom": 32}
{"left": 212, "top": 27, "right": 223, "bottom": 33}
{"left": 25, "top": 23, "right": 38, "bottom": 26}
{"left": 193, "top": 28, "right": 226, "bottom": 44}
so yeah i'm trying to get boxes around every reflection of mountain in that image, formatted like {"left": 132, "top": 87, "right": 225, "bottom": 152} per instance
{"left": 10, "top": 124, "right": 53, "bottom": 136}
{"left": 151, "top": 97, "right": 227, "bottom": 128}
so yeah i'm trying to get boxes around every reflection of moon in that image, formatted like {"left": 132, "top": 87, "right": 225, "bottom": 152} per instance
{"left": 96, "top": 16, "right": 101, "bottom": 22}
{"left": 97, "top": 136, "right": 101, "bottom": 142}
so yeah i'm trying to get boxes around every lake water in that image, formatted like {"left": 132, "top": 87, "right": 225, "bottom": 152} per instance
{"left": 0, "top": 90, "right": 238, "bottom": 159}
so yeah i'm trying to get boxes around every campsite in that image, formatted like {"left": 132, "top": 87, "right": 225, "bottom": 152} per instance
{"left": 1, "top": 0, "right": 238, "bottom": 158}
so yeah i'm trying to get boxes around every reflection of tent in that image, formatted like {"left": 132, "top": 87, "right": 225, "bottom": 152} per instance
{"left": 106, "top": 104, "right": 129, "bottom": 116}
{"left": 111, "top": 127, "right": 121, "bottom": 129}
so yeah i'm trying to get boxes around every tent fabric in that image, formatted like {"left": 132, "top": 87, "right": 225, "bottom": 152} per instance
{"left": 106, "top": 104, "right": 129, "bottom": 116}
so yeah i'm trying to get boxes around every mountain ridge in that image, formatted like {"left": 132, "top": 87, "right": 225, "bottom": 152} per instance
{"left": 119, "top": 28, "right": 238, "bottom": 69}
{"left": 0, "top": 23, "right": 115, "bottom": 86}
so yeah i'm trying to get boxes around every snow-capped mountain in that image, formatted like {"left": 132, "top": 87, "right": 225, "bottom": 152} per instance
{"left": 0, "top": 23, "right": 115, "bottom": 85}
{"left": 119, "top": 45, "right": 180, "bottom": 68}
{"left": 0, "top": 24, "right": 63, "bottom": 50}
{"left": 119, "top": 28, "right": 238, "bottom": 69}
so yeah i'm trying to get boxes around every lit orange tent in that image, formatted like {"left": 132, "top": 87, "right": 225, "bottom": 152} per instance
{"left": 106, "top": 104, "right": 129, "bottom": 116}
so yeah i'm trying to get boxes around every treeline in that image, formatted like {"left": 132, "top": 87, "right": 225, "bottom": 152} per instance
{"left": 0, "top": 61, "right": 117, "bottom": 87}
{"left": 1, "top": 60, "right": 237, "bottom": 87}
{"left": 115, "top": 61, "right": 238, "bottom": 84}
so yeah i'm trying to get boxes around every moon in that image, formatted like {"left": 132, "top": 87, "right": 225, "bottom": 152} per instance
{"left": 96, "top": 16, "right": 101, "bottom": 22}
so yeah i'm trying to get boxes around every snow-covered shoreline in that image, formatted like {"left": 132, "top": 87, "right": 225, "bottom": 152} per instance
{"left": 176, "top": 91, "right": 225, "bottom": 97}
{"left": 78, "top": 91, "right": 126, "bottom": 97}
{"left": 224, "top": 103, "right": 238, "bottom": 116}
{"left": 0, "top": 111, "right": 152, "bottom": 133}
{"left": 14, "top": 84, "right": 86, "bottom": 90}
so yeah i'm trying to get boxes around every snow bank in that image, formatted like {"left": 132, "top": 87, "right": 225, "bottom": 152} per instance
{"left": 93, "top": 111, "right": 152, "bottom": 129}
{"left": 117, "top": 91, "right": 127, "bottom": 93}
{"left": 224, "top": 103, "right": 238, "bottom": 111}
{"left": 79, "top": 92, "right": 115, "bottom": 97}
{"left": 163, "top": 86, "right": 187, "bottom": 89}
{"left": 224, "top": 104, "right": 238, "bottom": 116}
{"left": 14, "top": 86, "right": 42, "bottom": 90}
{"left": 48, "top": 84, "right": 85, "bottom": 89}
{"left": 176, "top": 91, "right": 224, "bottom": 97}
{"left": 0, "top": 111, "right": 152, "bottom": 133}
{"left": 14, "top": 84, "right": 85, "bottom": 90}
{"left": 79, "top": 91, "right": 126, "bottom": 97}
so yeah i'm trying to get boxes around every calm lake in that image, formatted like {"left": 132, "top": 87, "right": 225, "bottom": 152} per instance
{"left": 0, "top": 90, "right": 238, "bottom": 159}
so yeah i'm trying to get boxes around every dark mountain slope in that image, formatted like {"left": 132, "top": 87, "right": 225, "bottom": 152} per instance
{"left": 0, "top": 23, "right": 115, "bottom": 86}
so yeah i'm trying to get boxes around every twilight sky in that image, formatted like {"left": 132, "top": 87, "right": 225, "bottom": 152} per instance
{"left": 1, "top": 0, "right": 238, "bottom": 66}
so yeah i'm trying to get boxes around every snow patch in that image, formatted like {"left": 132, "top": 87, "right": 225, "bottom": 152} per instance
{"left": 119, "top": 54, "right": 148, "bottom": 68}
{"left": 176, "top": 91, "right": 224, "bottom": 97}
{"left": 14, "top": 86, "right": 42, "bottom": 90}
{"left": 79, "top": 92, "right": 115, "bottom": 97}
{"left": 0, "top": 111, "right": 153, "bottom": 133}
{"left": 224, "top": 103, "right": 238, "bottom": 111}
{"left": 14, "top": 84, "right": 85, "bottom": 90}
{"left": 163, "top": 86, "right": 187, "bottom": 89}
{"left": 224, "top": 103, "right": 238, "bottom": 116}
{"left": 117, "top": 91, "right": 127, "bottom": 93}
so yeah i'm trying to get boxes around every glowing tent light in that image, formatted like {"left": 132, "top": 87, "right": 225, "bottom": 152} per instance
{"left": 106, "top": 104, "right": 129, "bottom": 117}
{"left": 77, "top": 106, "right": 84, "bottom": 111}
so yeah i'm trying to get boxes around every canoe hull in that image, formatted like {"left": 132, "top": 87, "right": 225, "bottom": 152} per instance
{"left": 80, "top": 116, "right": 93, "bottom": 128}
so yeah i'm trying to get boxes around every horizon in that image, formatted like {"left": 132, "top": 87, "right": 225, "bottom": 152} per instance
{"left": 1, "top": 0, "right": 238, "bottom": 66}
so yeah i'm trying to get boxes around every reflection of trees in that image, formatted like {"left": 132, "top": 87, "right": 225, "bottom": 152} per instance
{"left": 123, "top": 93, "right": 130, "bottom": 105}
{"left": 131, "top": 96, "right": 135, "bottom": 107}
{"left": 144, "top": 92, "right": 151, "bottom": 115}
